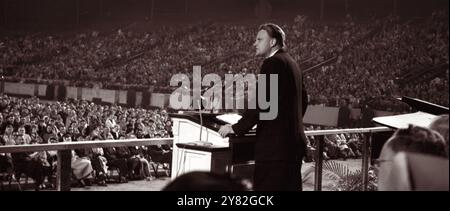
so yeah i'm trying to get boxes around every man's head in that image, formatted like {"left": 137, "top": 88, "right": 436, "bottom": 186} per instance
{"left": 429, "top": 114, "right": 449, "bottom": 152}
{"left": 67, "top": 126, "right": 74, "bottom": 134}
{"left": 46, "top": 125, "right": 54, "bottom": 133}
{"left": 254, "top": 23, "right": 286, "bottom": 57}
{"left": 90, "top": 125, "right": 101, "bottom": 137}
{"left": 380, "top": 125, "right": 447, "bottom": 160}
{"left": 377, "top": 125, "right": 448, "bottom": 181}
{"left": 31, "top": 124, "right": 38, "bottom": 133}
{"left": 58, "top": 125, "right": 66, "bottom": 134}
{"left": 18, "top": 126, "right": 26, "bottom": 135}
{"left": 6, "top": 115, "right": 14, "bottom": 123}
{"left": 15, "top": 136, "right": 26, "bottom": 145}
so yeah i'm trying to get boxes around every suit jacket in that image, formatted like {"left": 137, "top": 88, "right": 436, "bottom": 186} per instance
{"left": 232, "top": 49, "right": 307, "bottom": 161}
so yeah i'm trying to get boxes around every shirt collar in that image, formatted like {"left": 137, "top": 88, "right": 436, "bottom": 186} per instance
{"left": 266, "top": 48, "right": 280, "bottom": 59}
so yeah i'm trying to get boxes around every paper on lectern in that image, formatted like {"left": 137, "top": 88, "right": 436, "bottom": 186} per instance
{"left": 216, "top": 113, "right": 242, "bottom": 124}
{"left": 216, "top": 113, "right": 257, "bottom": 129}
{"left": 372, "top": 111, "right": 437, "bottom": 129}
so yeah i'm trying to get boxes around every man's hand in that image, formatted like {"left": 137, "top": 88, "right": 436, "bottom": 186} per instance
{"left": 218, "top": 124, "right": 234, "bottom": 138}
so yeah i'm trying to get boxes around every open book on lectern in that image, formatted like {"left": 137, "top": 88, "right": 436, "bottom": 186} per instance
{"left": 372, "top": 96, "right": 448, "bottom": 129}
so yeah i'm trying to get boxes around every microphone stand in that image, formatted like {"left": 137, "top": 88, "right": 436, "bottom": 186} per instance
{"left": 198, "top": 99, "right": 203, "bottom": 143}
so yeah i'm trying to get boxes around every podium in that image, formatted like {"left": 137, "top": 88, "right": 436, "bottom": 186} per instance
{"left": 373, "top": 96, "right": 449, "bottom": 129}
{"left": 371, "top": 97, "right": 448, "bottom": 159}
{"left": 170, "top": 112, "right": 256, "bottom": 181}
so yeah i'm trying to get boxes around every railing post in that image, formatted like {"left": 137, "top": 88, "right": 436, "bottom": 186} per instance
{"left": 362, "top": 132, "right": 372, "bottom": 191}
{"left": 314, "top": 135, "right": 324, "bottom": 191}
{"left": 56, "top": 150, "right": 72, "bottom": 191}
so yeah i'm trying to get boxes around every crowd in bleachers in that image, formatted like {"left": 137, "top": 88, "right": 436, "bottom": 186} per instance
{"left": 305, "top": 10, "right": 448, "bottom": 110}
{"left": 0, "top": 94, "right": 172, "bottom": 190}
{"left": 2, "top": 10, "right": 447, "bottom": 111}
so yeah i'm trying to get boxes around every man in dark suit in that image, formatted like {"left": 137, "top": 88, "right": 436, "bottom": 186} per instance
{"left": 219, "top": 23, "right": 308, "bottom": 191}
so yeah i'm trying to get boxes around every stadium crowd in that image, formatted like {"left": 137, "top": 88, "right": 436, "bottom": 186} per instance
{"left": 0, "top": 95, "right": 172, "bottom": 190}
{"left": 1, "top": 10, "right": 448, "bottom": 111}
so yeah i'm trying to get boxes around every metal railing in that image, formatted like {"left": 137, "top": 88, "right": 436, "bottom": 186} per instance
{"left": 304, "top": 126, "right": 393, "bottom": 191}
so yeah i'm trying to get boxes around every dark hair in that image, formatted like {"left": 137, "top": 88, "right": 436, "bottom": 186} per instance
{"left": 4, "top": 124, "right": 14, "bottom": 132}
{"left": 429, "top": 115, "right": 449, "bottom": 148}
{"left": 163, "top": 171, "right": 252, "bottom": 191}
{"left": 387, "top": 124, "right": 448, "bottom": 158}
{"left": 259, "top": 23, "right": 286, "bottom": 49}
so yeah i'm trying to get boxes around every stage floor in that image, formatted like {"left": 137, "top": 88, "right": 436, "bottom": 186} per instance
{"left": 72, "top": 176, "right": 171, "bottom": 191}
{"left": 2, "top": 159, "right": 363, "bottom": 191}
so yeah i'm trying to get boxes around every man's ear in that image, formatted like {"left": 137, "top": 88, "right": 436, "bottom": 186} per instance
{"left": 270, "top": 38, "right": 277, "bottom": 48}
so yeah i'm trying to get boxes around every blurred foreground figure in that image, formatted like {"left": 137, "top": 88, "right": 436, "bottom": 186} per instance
{"left": 377, "top": 125, "right": 448, "bottom": 191}
{"left": 162, "top": 171, "right": 252, "bottom": 191}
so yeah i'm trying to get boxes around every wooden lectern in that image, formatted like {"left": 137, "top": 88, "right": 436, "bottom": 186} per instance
{"left": 170, "top": 112, "right": 256, "bottom": 181}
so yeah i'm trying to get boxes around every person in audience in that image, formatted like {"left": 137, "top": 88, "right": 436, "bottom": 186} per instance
{"left": 0, "top": 125, "right": 14, "bottom": 179}
{"left": 41, "top": 124, "right": 57, "bottom": 143}
{"left": 16, "top": 125, "right": 31, "bottom": 145}
{"left": 110, "top": 125, "right": 121, "bottom": 139}
{"left": 71, "top": 142, "right": 94, "bottom": 187}
{"left": 115, "top": 135, "right": 140, "bottom": 181}
{"left": 29, "top": 124, "right": 44, "bottom": 144}
{"left": 1, "top": 124, "right": 16, "bottom": 146}
{"left": 103, "top": 142, "right": 129, "bottom": 183}
{"left": 105, "top": 112, "right": 117, "bottom": 129}
{"left": 28, "top": 139, "right": 53, "bottom": 189}
{"left": 11, "top": 135, "right": 48, "bottom": 190}
{"left": 86, "top": 126, "right": 108, "bottom": 186}
{"left": 129, "top": 144, "right": 154, "bottom": 181}
{"left": 346, "top": 133, "right": 362, "bottom": 158}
